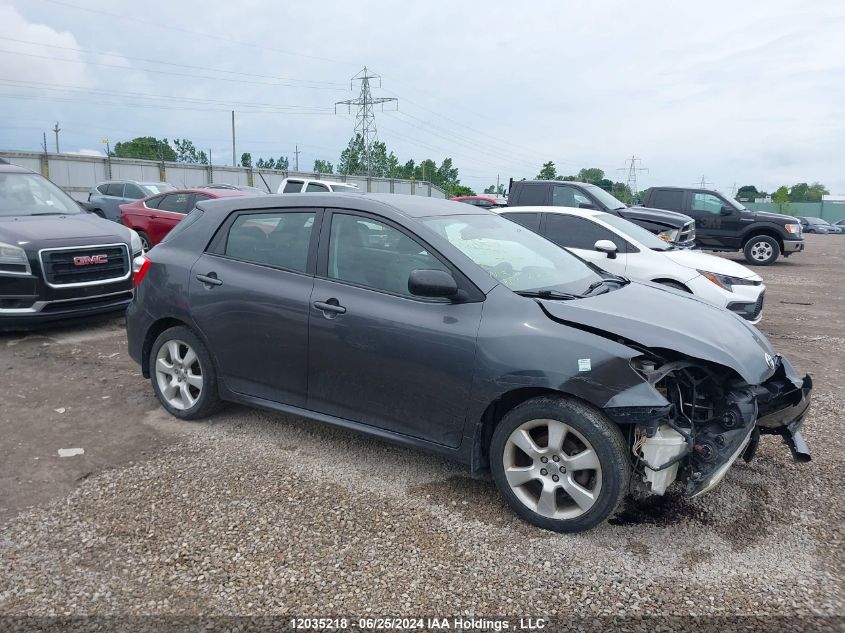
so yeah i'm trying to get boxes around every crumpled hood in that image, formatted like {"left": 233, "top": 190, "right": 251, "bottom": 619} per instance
{"left": 662, "top": 248, "right": 762, "bottom": 281}
{"left": 538, "top": 281, "right": 776, "bottom": 384}
{"left": 0, "top": 213, "right": 131, "bottom": 245}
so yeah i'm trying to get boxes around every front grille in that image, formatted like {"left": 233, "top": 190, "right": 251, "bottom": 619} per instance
{"left": 679, "top": 221, "right": 696, "bottom": 243}
{"left": 39, "top": 244, "right": 130, "bottom": 287}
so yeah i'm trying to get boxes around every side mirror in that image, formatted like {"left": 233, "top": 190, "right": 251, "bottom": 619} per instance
{"left": 408, "top": 269, "right": 459, "bottom": 299}
{"left": 720, "top": 206, "right": 734, "bottom": 215}
{"left": 594, "top": 239, "right": 618, "bottom": 259}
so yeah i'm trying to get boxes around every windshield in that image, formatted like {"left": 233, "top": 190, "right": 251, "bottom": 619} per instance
{"left": 803, "top": 217, "right": 827, "bottom": 225}
{"left": 423, "top": 214, "right": 601, "bottom": 294}
{"left": 596, "top": 213, "right": 672, "bottom": 251}
{"left": 721, "top": 193, "right": 748, "bottom": 211}
{"left": 0, "top": 172, "right": 82, "bottom": 216}
{"left": 141, "top": 183, "right": 175, "bottom": 195}
{"left": 582, "top": 184, "right": 627, "bottom": 210}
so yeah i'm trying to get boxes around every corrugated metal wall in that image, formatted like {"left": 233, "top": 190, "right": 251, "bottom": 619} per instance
{"left": 0, "top": 151, "right": 448, "bottom": 201}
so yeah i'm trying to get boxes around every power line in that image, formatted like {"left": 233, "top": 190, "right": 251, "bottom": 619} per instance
{"left": 617, "top": 155, "right": 648, "bottom": 197}
{"left": 335, "top": 67, "right": 397, "bottom": 177}
{"left": 0, "top": 36, "right": 346, "bottom": 88}
{"left": 41, "top": 0, "right": 358, "bottom": 67}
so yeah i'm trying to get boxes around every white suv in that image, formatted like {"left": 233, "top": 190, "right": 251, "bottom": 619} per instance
{"left": 277, "top": 178, "right": 361, "bottom": 194}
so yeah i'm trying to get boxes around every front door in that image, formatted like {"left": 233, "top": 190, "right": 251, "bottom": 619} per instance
{"left": 687, "top": 191, "right": 743, "bottom": 248}
{"left": 307, "top": 211, "right": 482, "bottom": 448}
{"left": 189, "top": 208, "right": 320, "bottom": 406}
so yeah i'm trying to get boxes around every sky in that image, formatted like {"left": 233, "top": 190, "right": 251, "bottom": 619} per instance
{"left": 0, "top": 0, "right": 843, "bottom": 196}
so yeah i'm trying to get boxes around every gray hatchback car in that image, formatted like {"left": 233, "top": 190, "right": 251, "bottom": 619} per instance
{"left": 125, "top": 193, "right": 812, "bottom": 532}
{"left": 87, "top": 180, "right": 175, "bottom": 221}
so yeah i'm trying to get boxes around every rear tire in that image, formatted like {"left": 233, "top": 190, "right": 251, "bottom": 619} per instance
{"left": 743, "top": 235, "right": 780, "bottom": 265}
{"left": 490, "top": 396, "right": 629, "bottom": 533}
{"left": 137, "top": 231, "right": 152, "bottom": 252}
{"left": 150, "top": 326, "right": 221, "bottom": 420}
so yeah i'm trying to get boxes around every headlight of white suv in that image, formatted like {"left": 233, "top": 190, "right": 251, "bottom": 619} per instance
{"left": 129, "top": 229, "right": 144, "bottom": 255}
{"left": 697, "top": 269, "right": 758, "bottom": 292}
{"left": 0, "top": 241, "right": 31, "bottom": 275}
{"left": 657, "top": 228, "right": 680, "bottom": 242}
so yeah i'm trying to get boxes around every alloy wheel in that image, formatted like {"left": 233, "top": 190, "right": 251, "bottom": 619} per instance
{"left": 155, "top": 339, "right": 203, "bottom": 410}
{"left": 502, "top": 418, "right": 602, "bottom": 519}
{"left": 750, "top": 241, "right": 773, "bottom": 262}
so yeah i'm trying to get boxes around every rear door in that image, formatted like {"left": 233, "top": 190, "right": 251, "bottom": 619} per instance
{"left": 101, "top": 182, "right": 125, "bottom": 220}
{"left": 306, "top": 210, "right": 482, "bottom": 447}
{"left": 541, "top": 214, "right": 628, "bottom": 275}
{"left": 189, "top": 208, "right": 321, "bottom": 406}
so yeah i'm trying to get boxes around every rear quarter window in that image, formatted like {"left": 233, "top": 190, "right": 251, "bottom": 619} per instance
{"left": 160, "top": 208, "right": 203, "bottom": 244}
{"left": 650, "top": 189, "right": 684, "bottom": 210}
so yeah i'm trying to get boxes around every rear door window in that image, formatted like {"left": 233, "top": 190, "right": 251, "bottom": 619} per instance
{"left": 305, "top": 182, "right": 330, "bottom": 192}
{"left": 124, "top": 183, "right": 145, "bottom": 199}
{"left": 283, "top": 180, "right": 304, "bottom": 193}
{"left": 650, "top": 189, "right": 685, "bottom": 210}
{"left": 105, "top": 183, "right": 124, "bottom": 197}
{"left": 157, "top": 193, "right": 191, "bottom": 214}
{"left": 145, "top": 195, "right": 164, "bottom": 209}
{"left": 224, "top": 211, "right": 316, "bottom": 272}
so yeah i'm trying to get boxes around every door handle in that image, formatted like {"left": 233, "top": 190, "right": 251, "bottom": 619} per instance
{"left": 313, "top": 300, "right": 346, "bottom": 315}
{"left": 196, "top": 273, "right": 223, "bottom": 287}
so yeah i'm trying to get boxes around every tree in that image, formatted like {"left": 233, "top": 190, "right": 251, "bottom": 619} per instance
{"left": 338, "top": 134, "right": 366, "bottom": 175}
{"left": 577, "top": 167, "right": 605, "bottom": 184}
{"left": 449, "top": 184, "right": 476, "bottom": 197}
{"left": 484, "top": 183, "right": 506, "bottom": 195}
{"left": 789, "top": 182, "right": 828, "bottom": 202}
{"left": 240, "top": 152, "right": 252, "bottom": 168}
{"left": 737, "top": 185, "right": 760, "bottom": 200}
{"left": 276, "top": 156, "right": 290, "bottom": 170}
{"left": 807, "top": 182, "right": 829, "bottom": 201}
{"left": 173, "top": 138, "right": 207, "bottom": 164}
{"left": 313, "top": 159, "right": 333, "bottom": 174}
{"left": 536, "top": 161, "right": 557, "bottom": 180}
{"left": 773, "top": 185, "right": 790, "bottom": 211}
{"left": 111, "top": 137, "right": 176, "bottom": 161}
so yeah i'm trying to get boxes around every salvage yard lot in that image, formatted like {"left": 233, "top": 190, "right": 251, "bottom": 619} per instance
{"left": 1, "top": 234, "right": 843, "bottom": 621}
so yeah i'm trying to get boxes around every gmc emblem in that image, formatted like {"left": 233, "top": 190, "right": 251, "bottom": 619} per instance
{"left": 73, "top": 254, "right": 109, "bottom": 266}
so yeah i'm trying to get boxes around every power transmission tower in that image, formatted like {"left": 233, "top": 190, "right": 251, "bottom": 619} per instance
{"left": 335, "top": 67, "right": 397, "bottom": 177}
{"left": 53, "top": 122, "right": 61, "bottom": 153}
{"left": 695, "top": 175, "right": 714, "bottom": 188}
{"left": 617, "top": 155, "right": 648, "bottom": 202}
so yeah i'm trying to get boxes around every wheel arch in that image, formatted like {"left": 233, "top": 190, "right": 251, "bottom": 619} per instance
{"left": 469, "top": 387, "right": 611, "bottom": 476}
{"left": 141, "top": 317, "right": 215, "bottom": 378}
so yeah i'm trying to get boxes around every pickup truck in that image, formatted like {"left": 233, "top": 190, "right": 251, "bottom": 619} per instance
{"left": 641, "top": 187, "right": 805, "bottom": 265}
{"left": 507, "top": 180, "right": 696, "bottom": 247}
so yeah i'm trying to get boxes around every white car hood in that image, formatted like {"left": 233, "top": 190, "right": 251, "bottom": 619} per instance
{"left": 663, "top": 249, "right": 762, "bottom": 281}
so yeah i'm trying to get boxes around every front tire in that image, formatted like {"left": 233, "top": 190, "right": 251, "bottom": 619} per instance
{"left": 490, "top": 396, "right": 629, "bottom": 533}
{"left": 137, "top": 231, "right": 152, "bottom": 252}
{"left": 744, "top": 235, "right": 780, "bottom": 265}
{"left": 150, "top": 326, "right": 221, "bottom": 420}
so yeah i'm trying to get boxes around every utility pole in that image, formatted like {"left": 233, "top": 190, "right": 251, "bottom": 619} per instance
{"left": 52, "top": 122, "right": 61, "bottom": 153}
{"left": 294, "top": 144, "right": 300, "bottom": 172}
{"left": 231, "top": 111, "right": 236, "bottom": 167}
{"left": 41, "top": 132, "right": 48, "bottom": 154}
{"left": 617, "top": 155, "right": 648, "bottom": 203}
{"left": 335, "top": 66, "right": 398, "bottom": 178}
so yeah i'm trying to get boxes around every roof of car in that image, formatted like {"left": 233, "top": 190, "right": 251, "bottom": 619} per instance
{"left": 496, "top": 205, "right": 606, "bottom": 219}
{"left": 161, "top": 188, "right": 249, "bottom": 198}
{"left": 196, "top": 192, "right": 487, "bottom": 218}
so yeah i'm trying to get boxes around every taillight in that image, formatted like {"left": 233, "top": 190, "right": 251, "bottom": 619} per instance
{"left": 133, "top": 255, "right": 151, "bottom": 286}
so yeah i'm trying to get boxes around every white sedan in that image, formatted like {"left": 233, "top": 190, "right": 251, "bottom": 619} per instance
{"left": 498, "top": 206, "right": 766, "bottom": 323}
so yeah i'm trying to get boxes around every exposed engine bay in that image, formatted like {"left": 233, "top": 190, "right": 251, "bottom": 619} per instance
{"left": 626, "top": 353, "right": 812, "bottom": 497}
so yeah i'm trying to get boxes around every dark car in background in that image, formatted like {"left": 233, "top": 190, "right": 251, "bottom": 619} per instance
{"left": 450, "top": 195, "right": 508, "bottom": 208}
{"left": 119, "top": 188, "right": 251, "bottom": 250}
{"left": 642, "top": 187, "right": 805, "bottom": 264}
{"left": 799, "top": 216, "right": 840, "bottom": 234}
{"left": 0, "top": 163, "right": 143, "bottom": 329}
{"left": 125, "top": 193, "right": 811, "bottom": 533}
{"left": 87, "top": 180, "right": 175, "bottom": 221}
{"left": 507, "top": 180, "right": 697, "bottom": 247}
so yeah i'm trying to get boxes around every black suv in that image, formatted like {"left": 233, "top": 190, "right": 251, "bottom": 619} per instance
{"left": 642, "top": 187, "right": 804, "bottom": 265}
{"left": 0, "top": 163, "right": 143, "bottom": 329}
{"left": 507, "top": 180, "right": 696, "bottom": 247}
{"left": 125, "top": 193, "right": 811, "bottom": 533}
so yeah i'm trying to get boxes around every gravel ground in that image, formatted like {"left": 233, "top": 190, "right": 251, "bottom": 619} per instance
{"left": 0, "top": 235, "right": 843, "bottom": 630}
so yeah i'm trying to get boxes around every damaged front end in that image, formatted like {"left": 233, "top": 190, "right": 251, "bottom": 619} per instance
{"left": 610, "top": 353, "right": 812, "bottom": 498}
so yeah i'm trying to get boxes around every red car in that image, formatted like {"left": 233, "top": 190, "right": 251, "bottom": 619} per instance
{"left": 450, "top": 195, "right": 508, "bottom": 208}
{"left": 119, "top": 188, "right": 249, "bottom": 250}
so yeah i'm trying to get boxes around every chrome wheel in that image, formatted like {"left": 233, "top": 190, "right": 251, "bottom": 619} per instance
{"left": 749, "top": 241, "right": 773, "bottom": 262}
{"left": 139, "top": 233, "right": 152, "bottom": 251}
{"left": 503, "top": 418, "right": 602, "bottom": 520}
{"left": 155, "top": 339, "right": 203, "bottom": 411}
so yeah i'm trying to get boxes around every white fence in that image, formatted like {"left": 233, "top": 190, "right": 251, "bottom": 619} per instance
{"left": 0, "top": 151, "right": 448, "bottom": 201}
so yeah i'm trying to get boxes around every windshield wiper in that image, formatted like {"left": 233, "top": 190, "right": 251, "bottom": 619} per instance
{"left": 30, "top": 212, "right": 67, "bottom": 216}
{"left": 515, "top": 289, "right": 582, "bottom": 300}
